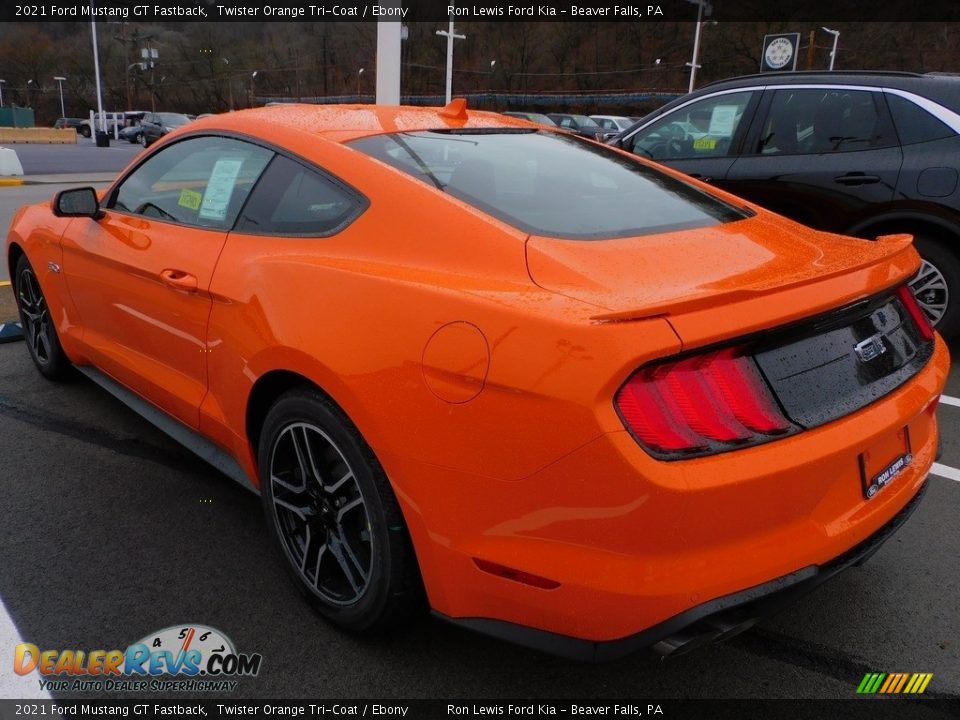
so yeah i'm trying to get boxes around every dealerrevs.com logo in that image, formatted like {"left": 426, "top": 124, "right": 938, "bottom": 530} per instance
{"left": 14, "top": 624, "right": 262, "bottom": 693}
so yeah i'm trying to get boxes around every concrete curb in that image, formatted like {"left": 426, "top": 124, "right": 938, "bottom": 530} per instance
{"left": 7, "top": 173, "right": 118, "bottom": 186}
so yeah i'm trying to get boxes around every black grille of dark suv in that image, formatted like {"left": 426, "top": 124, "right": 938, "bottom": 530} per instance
{"left": 751, "top": 290, "right": 935, "bottom": 429}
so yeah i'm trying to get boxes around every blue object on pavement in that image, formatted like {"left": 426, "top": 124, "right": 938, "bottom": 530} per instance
{"left": 0, "top": 321, "right": 23, "bottom": 343}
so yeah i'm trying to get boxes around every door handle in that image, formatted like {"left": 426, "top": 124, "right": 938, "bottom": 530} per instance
{"left": 159, "top": 269, "right": 198, "bottom": 292}
{"left": 834, "top": 173, "right": 881, "bottom": 186}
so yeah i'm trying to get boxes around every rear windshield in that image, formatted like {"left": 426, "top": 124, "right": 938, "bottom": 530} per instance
{"left": 350, "top": 129, "right": 748, "bottom": 239}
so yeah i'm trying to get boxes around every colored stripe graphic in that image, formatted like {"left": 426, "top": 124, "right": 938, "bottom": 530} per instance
{"left": 858, "top": 672, "right": 932, "bottom": 694}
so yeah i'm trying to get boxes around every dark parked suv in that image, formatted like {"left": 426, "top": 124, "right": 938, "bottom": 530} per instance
{"left": 610, "top": 71, "right": 960, "bottom": 338}
{"left": 139, "top": 112, "right": 192, "bottom": 147}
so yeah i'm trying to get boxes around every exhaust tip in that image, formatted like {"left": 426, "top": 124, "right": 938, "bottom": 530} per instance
{"left": 652, "top": 615, "right": 759, "bottom": 657}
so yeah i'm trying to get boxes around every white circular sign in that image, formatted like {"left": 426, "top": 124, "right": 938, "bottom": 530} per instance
{"left": 765, "top": 38, "right": 795, "bottom": 70}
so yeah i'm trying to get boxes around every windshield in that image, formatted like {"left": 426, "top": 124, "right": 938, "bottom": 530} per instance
{"left": 159, "top": 113, "right": 190, "bottom": 125}
{"left": 350, "top": 129, "right": 748, "bottom": 240}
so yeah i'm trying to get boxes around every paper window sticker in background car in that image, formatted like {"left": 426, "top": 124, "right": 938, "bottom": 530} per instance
{"left": 198, "top": 158, "right": 244, "bottom": 222}
{"left": 178, "top": 188, "right": 203, "bottom": 211}
{"left": 707, "top": 105, "right": 739, "bottom": 137}
{"left": 693, "top": 138, "right": 718, "bottom": 151}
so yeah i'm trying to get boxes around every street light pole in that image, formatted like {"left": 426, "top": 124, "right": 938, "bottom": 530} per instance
{"left": 91, "top": 8, "right": 106, "bottom": 135}
{"left": 822, "top": 27, "right": 840, "bottom": 71}
{"left": 0, "top": 80, "right": 5, "bottom": 108}
{"left": 685, "top": 0, "right": 712, "bottom": 94}
{"left": 54, "top": 76, "right": 67, "bottom": 118}
{"left": 357, "top": 67, "right": 364, "bottom": 99}
{"left": 250, "top": 71, "right": 258, "bottom": 107}
{"left": 435, "top": 4, "right": 466, "bottom": 104}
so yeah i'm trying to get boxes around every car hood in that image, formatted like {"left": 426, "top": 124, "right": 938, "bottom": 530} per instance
{"left": 525, "top": 213, "right": 921, "bottom": 348}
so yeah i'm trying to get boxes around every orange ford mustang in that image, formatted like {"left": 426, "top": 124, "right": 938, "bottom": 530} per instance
{"left": 5, "top": 103, "right": 949, "bottom": 660}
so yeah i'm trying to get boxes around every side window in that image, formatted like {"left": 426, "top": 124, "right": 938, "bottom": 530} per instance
{"left": 885, "top": 93, "right": 956, "bottom": 146}
{"left": 236, "top": 155, "right": 365, "bottom": 236}
{"left": 757, "top": 89, "right": 819, "bottom": 155}
{"left": 110, "top": 136, "right": 273, "bottom": 229}
{"left": 628, "top": 91, "right": 755, "bottom": 160}
{"left": 758, "top": 88, "right": 895, "bottom": 155}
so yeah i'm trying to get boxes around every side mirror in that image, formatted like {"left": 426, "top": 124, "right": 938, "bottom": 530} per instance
{"left": 53, "top": 187, "right": 101, "bottom": 218}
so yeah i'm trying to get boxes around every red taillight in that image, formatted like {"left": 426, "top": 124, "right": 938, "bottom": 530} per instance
{"left": 897, "top": 285, "right": 935, "bottom": 341}
{"left": 616, "top": 348, "right": 791, "bottom": 458}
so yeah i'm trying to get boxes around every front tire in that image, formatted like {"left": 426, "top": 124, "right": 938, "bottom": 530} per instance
{"left": 911, "top": 235, "right": 960, "bottom": 340}
{"left": 258, "top": 388, "right": 422, "bottom": 632}
{"left": 14, "top": 255, "right": 72, "bottom": 380}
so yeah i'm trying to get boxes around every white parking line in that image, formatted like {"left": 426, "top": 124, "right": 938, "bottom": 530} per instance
{"left": 931, "top": 463, "right": 960, "bottom": 483}
{"left": 940, "top": 394, "right": 960, "bottom": 408}
{"left": 0, "top": 596, "right": 50, "bottom": 699}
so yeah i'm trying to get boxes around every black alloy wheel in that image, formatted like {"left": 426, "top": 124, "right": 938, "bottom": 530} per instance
{"left": 259, "top": 389, "right": 422, "bottom": 632}
{"left": 912, "top": 236, "right": 960, "bottom": 340}
{"left": 14, "top": 255, "right": 71, "bottom": 379}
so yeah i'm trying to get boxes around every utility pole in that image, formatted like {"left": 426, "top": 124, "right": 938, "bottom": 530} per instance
{"left": 375, "top": 1, "right": 402, "bottom": 105}
{"left": 436, "top": 4, "right": 465, "bottom": 104}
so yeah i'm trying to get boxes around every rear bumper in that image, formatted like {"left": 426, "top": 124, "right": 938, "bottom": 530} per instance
{"left": 436, "top": 480, "right": 928, "bottom": 662}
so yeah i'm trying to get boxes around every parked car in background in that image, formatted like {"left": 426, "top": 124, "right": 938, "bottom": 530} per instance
{"left": 6, "top": 104, "right": 947, "bottom": 659}
{"left": 78, "top": 111, "right": 147, "bottom": 140}
{"left": 502, "top": 111, "right": 558, "bottom": 127}
{"left": 53, "top": 118, "right": 86, "bottom": 134}
{"left": 610, "top": 71, "right": 960, "bottom": 338}
{"left": 119, "top": 125, "right": 142, "bottom": 144}
{"left": 117, "top": 111, "right": 148, "bottom": 144}
{"left": 139, "top": 112, "right": 192, "bottom": 147}
{"left": 547, "top": 113, "right": 604, "bottom": 139}
{"left": 590, "top": 114, "right": 635, "bottom": 140}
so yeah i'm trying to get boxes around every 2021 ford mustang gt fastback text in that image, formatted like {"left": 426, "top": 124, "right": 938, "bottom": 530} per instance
{"left": 5, "top": 103, "right": 949, "bottom": 660}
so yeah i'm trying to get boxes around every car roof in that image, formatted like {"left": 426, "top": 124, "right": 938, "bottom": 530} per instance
{"left": 188, "top": 103, "right": 532, "bottom": 144}
{"left": 640, "top": 71, "right": 960, "bottom": 122}
{"left": 699, "top": 70, "right": 927, "bottom": 89}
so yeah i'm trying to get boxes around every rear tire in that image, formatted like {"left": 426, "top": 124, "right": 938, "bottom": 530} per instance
{"left": 13, "top": 255, "right": 72, "bottom": 380}
{"left": 911, "top": 235, "right": 960, "bottom": 340}
{"left": 79, "top": 125, "right": 91, "bottom": 138}
{"left": 258, "top": 388, "right": 423, "bottom": 633}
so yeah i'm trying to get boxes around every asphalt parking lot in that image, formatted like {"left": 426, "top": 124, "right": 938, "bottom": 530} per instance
{"left": 0, "top": 143, "right": 958, "bottom": 704}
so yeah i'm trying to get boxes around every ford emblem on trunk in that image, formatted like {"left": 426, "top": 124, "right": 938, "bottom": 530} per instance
{"left": 854, "top": 334, "right": 887, "bottom": 363}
